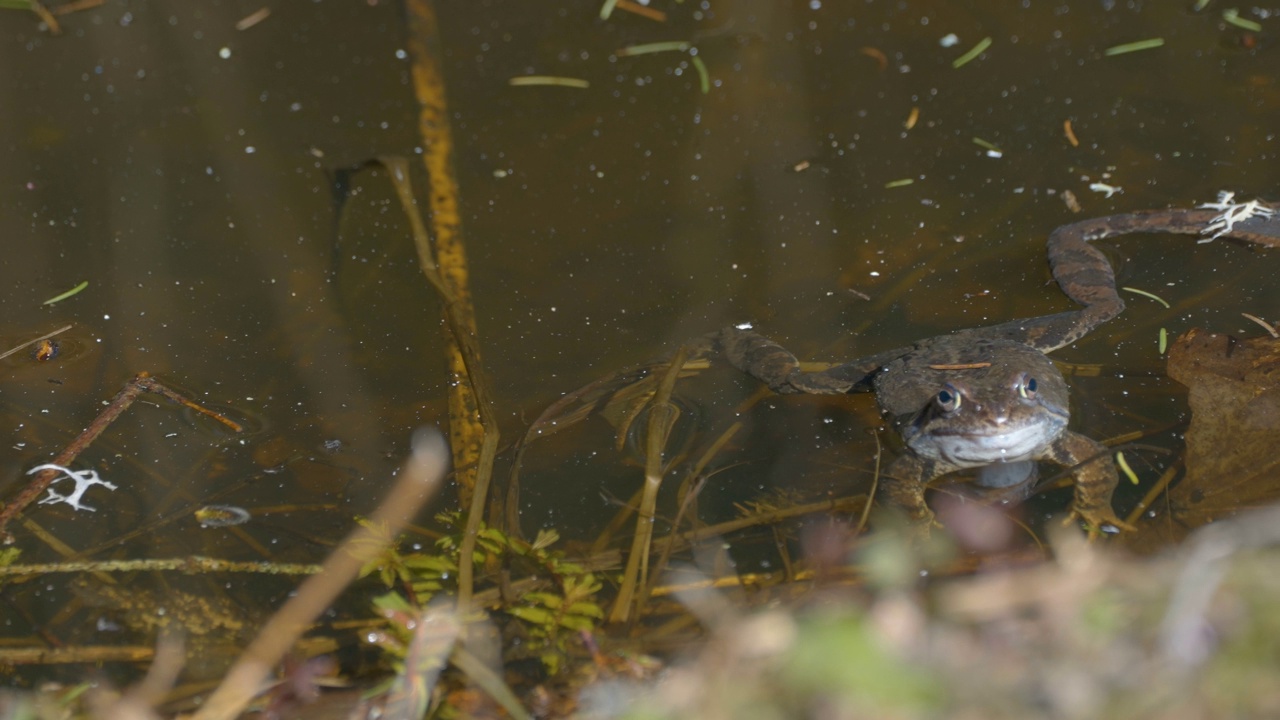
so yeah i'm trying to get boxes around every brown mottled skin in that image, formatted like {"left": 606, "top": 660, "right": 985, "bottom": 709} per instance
{"left": 711, "top": 206, "right": 1280, "bottom": 536}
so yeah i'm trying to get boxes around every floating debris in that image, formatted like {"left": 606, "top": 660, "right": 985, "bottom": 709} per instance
{"left": 951, "top": 36, "right": 992, "bottom": 68}
{"left": 904, "top": 106, "right": 920, "bottom": 130}
{"left": 972, "top": 137, "right": 1003, "bottom": 158}
{"left": 1104, "top": 38, "right": 1165, "bottom": 56}
{"left": 1121, "top": 286, "right": 1171, "bottom": 308}
{"left": 29, "top": 464, "right": 117, "bottom": 512}
{"left": 1115, "top": 451, "right": 1140, "bottom": 485}
{"left": 1063, "top": 119, "right": 1079, "bottom": 147}
{"left": 508, "top": 76, "right": 590, "bottom": 89}
{"left": 1089, "top": 182, "right": 1123, "bottom": 198}
{"left": 1241, "top": 313, "right": 1279, "bottom": 338}
{"left": 235, "top": 7, "right": 270, "bottom": 30}
{"left": 31, "top": 339, "right": 59, "bottom": 362}
{"left": 690, "top": 55, "right": 710, "bottom": 94}
{"left": 614, "top": 0, "right": 665, "bottom": 22}
{"left": 0, "top": 324, "right": 72, "bottom": 362}
{"left": 860, "top": 46, "right": 888, "bottom": 71}
{"left": 41, "top": 280, "right": 88, "bottom": 306}
{"left": 1062, "top": 189, "right": 1083, "bottom": 213}
{"left": 1197, "top": 191, "right": 1276, "bottom": 242}
{"left": 195, "top": 505, "right": 253, "bottom": 528}
{"left": 617, "top": 41, "right": 690, "bottom": 56}
{"left": 1222, "top": 8, "right": 1262, "bottom": 32}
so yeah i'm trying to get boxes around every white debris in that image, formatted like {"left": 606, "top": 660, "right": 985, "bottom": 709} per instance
{"left": 1089, "top": 182, "right": 1123, "bottom": 198}
{"left": 28, "top": 463, "right": 118, "bottom": 512}
{"left": 1197, "top": 191, "right": 1276, "bottom": 242}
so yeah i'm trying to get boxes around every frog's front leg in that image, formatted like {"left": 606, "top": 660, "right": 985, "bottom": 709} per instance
{"left": 1044, "top": 431, "right": 1132, "bottom": 536}
{"left": 879, "top": 453, "right": 941, "bottom": 528}
{"left": 718, "top": 326, "right": 878, "bottom": 395}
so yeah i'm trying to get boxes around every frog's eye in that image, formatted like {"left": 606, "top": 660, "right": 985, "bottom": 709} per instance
{"left": 936, "top": 385, "right": 962, "bottom": 412}
{"left": 1018, "top": 375, "right": 1038, "bottom": 399}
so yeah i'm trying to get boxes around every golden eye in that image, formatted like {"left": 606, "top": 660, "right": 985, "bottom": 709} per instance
{"left": 936, "top": 384, "right": 962, "bottom": 412}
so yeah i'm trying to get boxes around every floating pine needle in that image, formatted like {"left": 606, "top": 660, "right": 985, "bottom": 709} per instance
{"left": 52, "top": 0, "right": 104, "bottom": 15}
{"left": 41, "top": 280, "right": 88, "bottom": 305}
{"left": 860, "top": 46, "right": 888, "bottom": 71}
{"left": 26, "top": 0, "right": 59, "bottom": 34}
{"left": 615, "top": 0, "right": 665, "bottom": 22}
{"left": 234, "top": 6, "right": 270, "bottom": 30}
{"left": 929, "top": 362, "right": 992, "bottom": 370}
{"left": 904, "top": 106, "right": 920, "bottom": 130}
{"left": 617, "top": 40, "right": 691, "bottom": 56}
{"left": 690, "top": 54, "right": 710, "bottom": 94}
{"left": 1104, "top": 38, "right": 1165, "bottom": 56}
{"left": 1241, "top": 313, "right": 1279, "bottom": 338}
{"left": 1193, "top": 0, "right": 1210, "bottom": 9}
{"left": 884, "top": 178, "right": 914, "bottom": 189}
{"left": 951, "top": 36, "right": 992, "bottom": 68}
{"left": 1121, "top": 286, "right": 1171, "bottom": 308}
{"left": 1063, "top": 119, "right": 1079, "bottom": 147}
{"left": 1159, "top": 327, "right": 1168, "bottom": 354}
{"left": 508, "top": 75, "right": 590, "bottom": 89}
{"left": 0, "top": 323, "right": 72, "bottom": 361}
{"left": 598, "top": 0, "right": 620, "bottom": 20}
{"left": 972, "top": 137, "right": 1003, "bottom": 157}
{"left": 1115, "top": 451, "right": 1140, "bottom": 485}
{"left": 1222, "top": 8, "right": 1262, "bottom": 31}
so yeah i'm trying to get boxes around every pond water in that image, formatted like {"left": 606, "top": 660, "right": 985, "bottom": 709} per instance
{"left": 0, "top": 0, "right": 1277, "bottom": 687}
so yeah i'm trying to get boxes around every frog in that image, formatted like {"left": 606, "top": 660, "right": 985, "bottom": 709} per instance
{"left": 709, "top": 202, "right": 1280, "bottom": 536}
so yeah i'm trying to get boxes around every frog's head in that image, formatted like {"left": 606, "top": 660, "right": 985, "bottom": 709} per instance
{"left": 902, "top": 363, "right": 1070, "bottom": 469}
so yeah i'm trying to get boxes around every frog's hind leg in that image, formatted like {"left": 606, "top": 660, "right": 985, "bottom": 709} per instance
{"left": 717, "top": 325, "right": 892, "bottom": 395}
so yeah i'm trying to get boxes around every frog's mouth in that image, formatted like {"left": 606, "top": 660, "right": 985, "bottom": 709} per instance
{"left": 910, "top": 417, "right": 1065, "bottom": 468}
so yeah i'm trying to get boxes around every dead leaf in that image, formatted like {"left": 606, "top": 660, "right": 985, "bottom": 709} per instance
{"left": 1129, "top": 329, "right": 1280, "bottom": 548}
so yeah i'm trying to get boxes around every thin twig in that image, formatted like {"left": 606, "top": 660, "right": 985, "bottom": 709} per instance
{"left": 0, "top": 323, "right": 72, "bottom": 361}
{"left": 0, "top": 372, "right": 242, "bottom": 542}
{"left": 0, "top": 556, "right": 322, "bottom": 577}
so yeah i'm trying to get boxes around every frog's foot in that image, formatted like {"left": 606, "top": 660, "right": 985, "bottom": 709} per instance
{"left": 1063, "top": 505, "right": 1135, "bottom": 540}
{"left": 717, "top": 325, "right": 861, "bottom": 395}
{"left": 909, "top": 512, "right": 943, "bottom": 542}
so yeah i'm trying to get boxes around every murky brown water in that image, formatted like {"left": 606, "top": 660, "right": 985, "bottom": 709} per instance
{"left": 0, "top": 0, "right": 1277, "bottom": 685}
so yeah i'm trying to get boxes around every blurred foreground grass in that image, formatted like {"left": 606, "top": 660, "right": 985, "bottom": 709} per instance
{"left": 594, "top": 510, "right": 1280, "bottom": 720}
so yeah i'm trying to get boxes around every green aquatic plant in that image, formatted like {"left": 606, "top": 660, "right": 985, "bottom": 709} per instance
{"left": 360, "top": 513, "right": 605, "bottom": 676}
